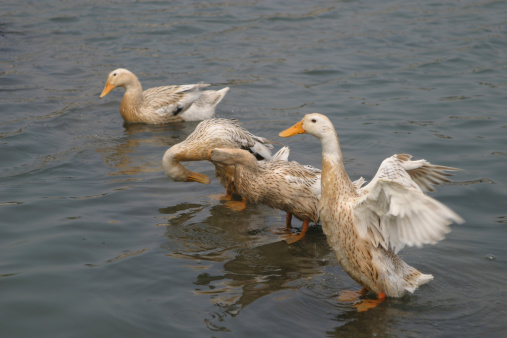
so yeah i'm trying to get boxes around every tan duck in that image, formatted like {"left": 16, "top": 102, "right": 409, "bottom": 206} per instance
{"left": 163, "top": 118, "right": 274, "bottom": 196}
{"left": 208, "top": 147, "right": 321, "bottom": 243}
{"left": 280, "top": 113, "right": 464, "bottom": 310}
{"left": 99, "top": 68, "right": 229, "bottom": 124}
{"left": 208, "top": 147, "right": 366, "bottom": 242}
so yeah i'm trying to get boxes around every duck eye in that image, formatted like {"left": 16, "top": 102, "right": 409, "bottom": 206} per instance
{"left": 113, "top": 73, "right": 117, "bottom": 76}
{"left": 311, "top": 119, "right": 317, "bottom": 123}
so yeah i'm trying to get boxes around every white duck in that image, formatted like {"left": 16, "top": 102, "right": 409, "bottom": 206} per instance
{"left": 208, "top": 147, "right": 321, "bottom": 243}
{"left": 208, "top": 147, "right": 366, "bottom": 242}
{"left": 99, "top": 68, "right": 229, "bottom": 124}
{"left": 280, "top": 113, "right": 463, "bottom": 311}
{"left": 163, "top": 118, "right": 273, "bottom": 197}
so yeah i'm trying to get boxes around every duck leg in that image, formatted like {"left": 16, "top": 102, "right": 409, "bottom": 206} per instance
{"left": 224, "top": 197, "right": 247, "bottom": 211}
{"left": 355, "top": 292, "right": 386, "bottom": 312}
{"left": 284, "top": 219, "right": 310, "bottom": 244}
{"left": 223, "top": 189, "right": 233, "bottom": 200}
{"left": 270, "top": 213, "right": 294, "bottom": 235}
{"left": 286, "top": 213, "right": 293, "bottom": 229}
{"left": 338, "top": 288, "right": 386, "bottom": 312}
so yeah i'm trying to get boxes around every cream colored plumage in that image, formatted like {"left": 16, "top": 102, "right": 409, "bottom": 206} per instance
{"left": 209, "top": 147, "right": 321, "bottom": 236}
{"left": 99, "top": 68, "right": 229, "bottom": 124}
{"left": 163, "top": 118, "right": 274, "bottom": 194}
{"left": 208, "top": 147, "right": 367, "bottom": 241}
{"left": 280, "top": 113, "right": 464, "bottom": 299}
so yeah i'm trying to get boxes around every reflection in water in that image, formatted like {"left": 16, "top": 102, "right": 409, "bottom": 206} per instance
{"left": 159, "top": 200, "right": 333, "bottom": 317}
{"left": 200, "top": 240, "right": 330, "bottom": 313}
{"left": 158, "top": 200, "right": 435, "bottom": 336}
{"left": 328, "top": 302, "right": 402, "bottom": 337}
{"left": 96, "top": 122, "right": 200, "bottom": 176}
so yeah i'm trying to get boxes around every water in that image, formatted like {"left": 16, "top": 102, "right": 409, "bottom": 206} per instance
{"left": 1, "top": 0, "right": 506, "bottom": 336}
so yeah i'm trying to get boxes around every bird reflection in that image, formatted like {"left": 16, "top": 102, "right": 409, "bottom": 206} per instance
{"left": 96, "top": 121, "right": 200, "bottom": 176}
{"left": 159, "top": 200, "right": 332, "bottom": 315}
{"left": 198, "top": 240, "right": 331, "bottom": 313}
{"left": 328, "top": 298, "right": 406, "bottom": 337}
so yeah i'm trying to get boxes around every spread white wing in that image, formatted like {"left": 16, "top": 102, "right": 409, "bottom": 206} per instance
{"left": 352, "top": 154, "right": 464, "bottom": 253}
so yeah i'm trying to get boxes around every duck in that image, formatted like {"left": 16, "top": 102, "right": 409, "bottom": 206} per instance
{"left": 208, "top": 147, "right": 321, "bottom": 243}
{"left": 162, "top": 118, "right": 274, "bottom": 197}
{"left": 99, "top": 68, "right": 229, "bottom": 124}
{"left": 280, "top": 113, "right": 464, "bottom": 311}
{"left": 208, "top": 147, "right": 367, "bottom": 242}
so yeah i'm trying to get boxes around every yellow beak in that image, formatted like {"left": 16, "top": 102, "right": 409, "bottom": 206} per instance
{"left": 279, "top": 120, "right": 306, "bottom": 137}
{"left": 186, "top": 171, "right": 211, "bottom": 185}
{"left": 99, "top": 81, "right": 116, "bottom": 98}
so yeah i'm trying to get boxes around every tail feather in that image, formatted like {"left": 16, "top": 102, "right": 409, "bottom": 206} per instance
{"left": 178, "top": 87, "right": 229, "bottom": 121}
{"left": 271, "top": 146, "right": 290, "bottom": 162}
{"left": 250, "top": 143, "right": 272, "bottom": 160}
{"left": 210, "top": 87, "right": 230, "bottom": 106}
{"left": 404, "top": 271, "right": 433, "bottom": 294}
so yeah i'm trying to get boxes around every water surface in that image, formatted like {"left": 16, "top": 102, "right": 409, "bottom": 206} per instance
{"left": 1, "top": 1, "right": 506, "bottom": 337}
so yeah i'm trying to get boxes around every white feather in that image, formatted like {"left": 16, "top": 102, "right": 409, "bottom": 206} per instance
{"left": 354, "top": 166, "right": 463, "bottom": 253}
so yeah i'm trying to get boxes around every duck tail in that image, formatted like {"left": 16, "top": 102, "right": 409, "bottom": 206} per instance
{"left": 271, "top": 146, "right": 290, "bottom": 162}
{"left": 250, "top": 143, "right": 273, "bottom": 161}
{"left": 404, "top": 268, "right": 433, "bottom": 294}
{"left": 210, "top": 87, "right": 230, "bottom": 106}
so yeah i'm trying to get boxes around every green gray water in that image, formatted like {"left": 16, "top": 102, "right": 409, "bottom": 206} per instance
{"left": 1, "top": 1, "right": 506, "bottom": 337}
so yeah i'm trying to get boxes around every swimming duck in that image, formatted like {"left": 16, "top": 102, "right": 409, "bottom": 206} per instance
{"left": 163, "top": 118, "right": 274, "bottom": 196}
{"left": 280, "top": 113, "right": 463, "bottom": 310}
{"left": 99, "top": 68, "right": 229, "bottom": 124}
{"left": 208, "top": 147, "right": 321, "bottom": 243}
{"left": 208, "top": 147, "right": 366, "bottom": 242}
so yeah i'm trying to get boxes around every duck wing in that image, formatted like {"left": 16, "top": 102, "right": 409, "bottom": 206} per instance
{"left": 143, "top": 83, "right": 210, "bottom": 117}
{"left": 280, "top": 161, "right": 321, "bottom": 197}
{"left": 396, "top": 153, "right": 461, "bottom": 192}
{"left": 352, "top": 154, "right": 464, "bottom": 253}
{"left": 219, "top": 120, "right": 274, "bottom": 160}
{"left": 187, "top": 118, "right": 274, "bottom": 160}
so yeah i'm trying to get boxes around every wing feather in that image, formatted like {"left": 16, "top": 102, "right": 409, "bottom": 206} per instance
{"left": 226, "top": 124, "right": 274, "bottom": 160}
{"left": 143, "top": 83, "right": 210, "bottom": 117}
{"left": 398, "top": 154, "right": 461, "bottom": 192}
{"left": 353, "top": 154, "right": 464, "bottom": 253}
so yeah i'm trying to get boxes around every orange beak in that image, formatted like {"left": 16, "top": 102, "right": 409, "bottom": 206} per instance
{"left": 279, "top": 120, "right": 306, "bottom": 137}
{"left": 99, "top": 81, "right": 116, "bottom": 98}
{"left": 186, "top": 171, "right": 211, "bottom": 184}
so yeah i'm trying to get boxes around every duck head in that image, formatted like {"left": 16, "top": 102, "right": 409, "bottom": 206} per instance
{"left": 279, "top": 113, "right": 335, "bottom": 140}
{"left": 162, "top": 146, "right": 211, "bottom": 184}
{"left": 100, "top": 68, "right": 138, "bottom": 98}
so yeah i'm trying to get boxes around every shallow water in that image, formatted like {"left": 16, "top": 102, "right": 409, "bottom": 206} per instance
{"left": 1, "top": 0, "right": 506, "bottom": 337}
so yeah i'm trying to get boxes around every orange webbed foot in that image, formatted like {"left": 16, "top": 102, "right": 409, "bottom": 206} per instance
{"left": 354, "top": 292, "right": 386, "bottom": 312}
{"left": 283, "top": 233, "right": 305, "bottom": 244}
{"left": 270, "top": 213, "right": 294, "bottom": 235}
{"left": 224, "top": 198, "right": 247, "bottom": 211}
{"left": 282, "top": 219, "right": 310, "bottom": 244}
{"left": 209, "top": 189, "right": 233, "bottom": 201}
{"left": 337, "top": 288, "right": 368, "bottom": 302}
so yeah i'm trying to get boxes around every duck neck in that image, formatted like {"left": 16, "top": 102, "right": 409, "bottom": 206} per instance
{"left": 239, "top": 158, "right": 262, "bottom": 176}
{"left": 120, "top": 76, "right": 144, "bottom": 122}
{"left": 318, "top": 130, "right": 356, "bottom": 197}
{"left": 234, "top": 159, "right": 262, "bottom": 198}
{"left": 162, "top": 146, "right": 190, "bottom": 182}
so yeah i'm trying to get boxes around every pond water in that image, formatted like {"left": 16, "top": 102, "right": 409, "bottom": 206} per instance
{"left": 1, "top": 0, "right": 506, "bottom": 337}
